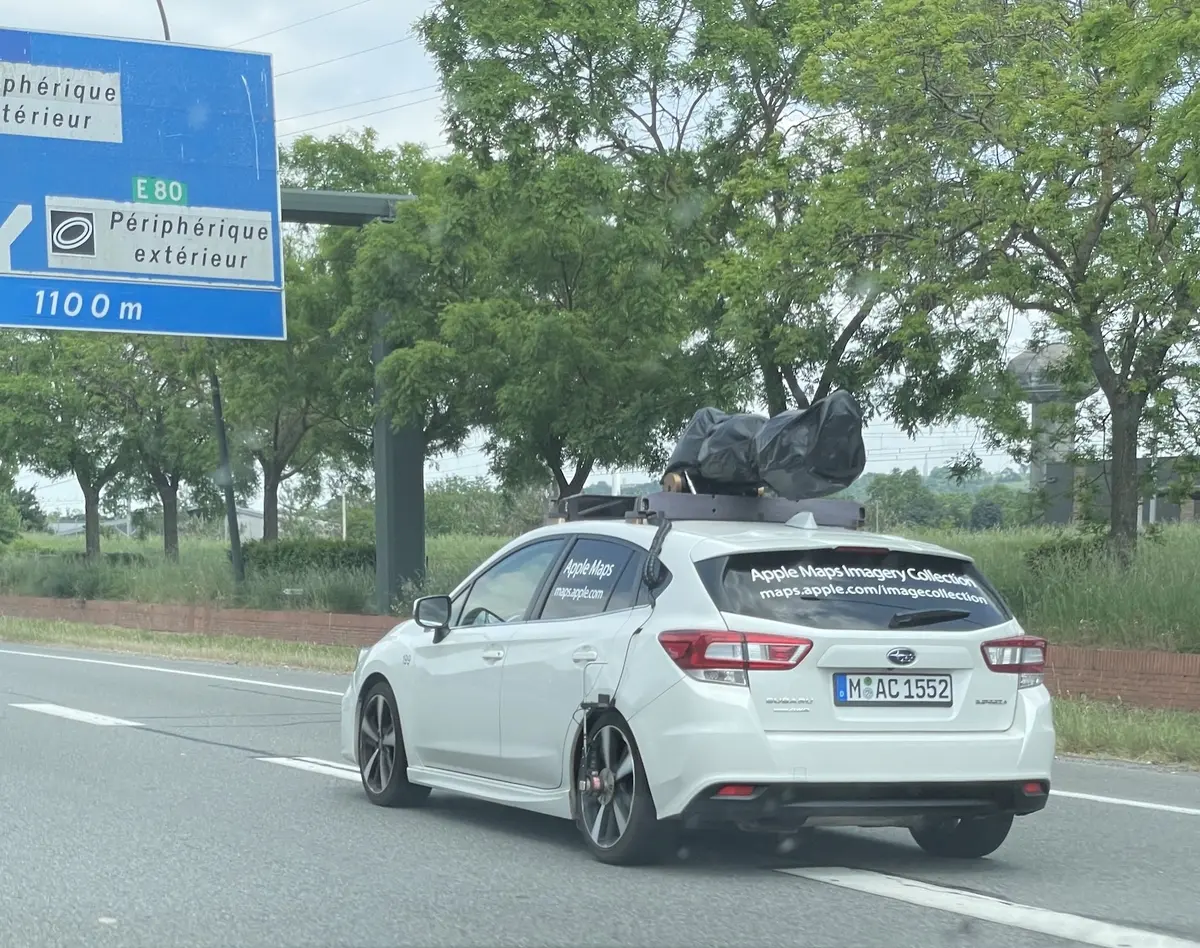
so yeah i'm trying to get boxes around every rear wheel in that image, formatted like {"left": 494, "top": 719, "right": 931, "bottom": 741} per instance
{"left": 910, "top": 813, "right": 1013, "bottom": 858}
{"left": 357, "top": 679, "right": 430, "bottom": 808}
{"left": 575, "top": 712, "right": 674, "bottom": 866}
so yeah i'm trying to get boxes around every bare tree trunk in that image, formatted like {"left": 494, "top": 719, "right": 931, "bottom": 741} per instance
{"left": 160, "top": 480, "right": 180, "bottom": 561}
{"left": 263, "top": 471, "right": 281, "bottom": 541}
{"left": 553, "top": 459, "right": 595, "bottom": 500}
{"left": 1107, "top": 397, "right": 1142, "bottom": 567}
{"left": 79, "top": 480, "right": 102, "bottom": 559}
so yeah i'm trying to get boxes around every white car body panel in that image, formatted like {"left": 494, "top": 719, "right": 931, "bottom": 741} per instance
{"left": 494, "top": 605, "right": 648, "bottom": 789}
{"left": 340, "top": 517, "right": 1057, "bottom": 832}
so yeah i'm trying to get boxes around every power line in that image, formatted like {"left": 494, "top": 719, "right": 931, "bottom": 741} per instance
{"left": 275, "top": 35, "right": 416, "bottom": 79}
{"left": 277, "top": 84, "right": 438, "bottom": 123}
{"left": 281, "top": 95, "right": 442, "bottom": 137}
{"left": 231, "top": 0, "right": 377, "bottom": 47}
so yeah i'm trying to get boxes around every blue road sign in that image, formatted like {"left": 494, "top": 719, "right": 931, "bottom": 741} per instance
{"left": 0, "top": 29, "right": 285, "bottom": 340}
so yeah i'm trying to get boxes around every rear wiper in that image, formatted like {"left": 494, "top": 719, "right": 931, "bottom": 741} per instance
{"left": 888, "top": 608, "right": 972, "bottom": 629}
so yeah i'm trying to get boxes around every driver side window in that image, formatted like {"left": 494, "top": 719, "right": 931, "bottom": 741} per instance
{"left": 456, "top": 539, "right": 566, "bottom": 627}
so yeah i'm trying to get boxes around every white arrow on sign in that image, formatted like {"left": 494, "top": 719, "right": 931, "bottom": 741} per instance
{"left": 0, "top": 204, "right": 34, "bottom": 273}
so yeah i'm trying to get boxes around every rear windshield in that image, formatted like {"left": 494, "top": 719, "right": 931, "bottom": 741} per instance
{"left": 697, "top": 547, "right": 1012, "bottom": 631}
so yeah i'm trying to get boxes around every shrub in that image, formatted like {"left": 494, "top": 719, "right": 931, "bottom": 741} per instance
{"left": 1023, "top": 532, "right": 1109, "bottom": 572}
{"left": 969, "top": 499, "right": 1004, "bottom": 531}
{"left": 241, "top": 539, "right": 375, "bottom": 573}
{"left": 58, "top": 551, "right": 149, "bottom": 567}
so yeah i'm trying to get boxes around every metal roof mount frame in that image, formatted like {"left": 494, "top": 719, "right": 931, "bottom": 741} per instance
{"left": 552, "top": 492, "right": 865, "bottom": 530}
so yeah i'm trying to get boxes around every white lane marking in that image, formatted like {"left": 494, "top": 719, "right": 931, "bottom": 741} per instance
{"left": 296, "top": 756, "right": 358, "bottom": 772}
{"left": 0, "top": 647, "right": 344, "bottom": 697}
{"left": 1053, "top": 789, "right": 1200, "bottom": 818}
{"left": 781, "top": 868, "right": 1200, "bottom": 948}
{"left": 258, "top": 757, "right": 360, "bottom": 782}
{"left": 11, "top": 702, "right": 143, "bottom": 727}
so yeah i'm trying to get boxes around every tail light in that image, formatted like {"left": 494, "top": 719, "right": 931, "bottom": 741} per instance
{"left": 982, "top": 636, "right": 1047, "bottom": 689}
{"left": 658, "top": 630, "right": 812, "bottom": 686}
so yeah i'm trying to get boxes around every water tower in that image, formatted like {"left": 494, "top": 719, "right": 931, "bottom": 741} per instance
{"left": 1006, "top": 342, "right": 1095, "bottom": 490}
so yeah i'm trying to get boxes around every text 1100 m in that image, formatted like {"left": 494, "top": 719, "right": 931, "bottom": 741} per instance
{"left": 34, "top": 289, "right": 143, "bottom": 321}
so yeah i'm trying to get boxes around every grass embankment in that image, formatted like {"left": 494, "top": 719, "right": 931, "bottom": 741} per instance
{"left": 1053, "top": 697, "right": 1200, "bottom": 769}
{"left": 0, "top": 616, "right": 359, "bottom": 673}
{"left": 911, "top": 525, "right": 1200, "bottom": 653}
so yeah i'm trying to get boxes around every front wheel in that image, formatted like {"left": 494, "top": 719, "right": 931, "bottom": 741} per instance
{"left": 910, "top": 813, "right": 1013, "bottom": 858}
{"left": 357, "top": 679, "right": 430, "bottom": 808}
{"left": 574, "top": 712, "right": 675, "bottom": 866}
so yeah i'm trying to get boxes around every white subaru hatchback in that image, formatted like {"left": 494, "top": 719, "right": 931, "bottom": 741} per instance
{"left": 341, "top": 491, "right": 1055, "bottom": 866}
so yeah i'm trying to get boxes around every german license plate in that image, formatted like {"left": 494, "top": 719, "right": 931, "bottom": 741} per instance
{"left": 834, "top": 673, "right": 953, "bottom": 706}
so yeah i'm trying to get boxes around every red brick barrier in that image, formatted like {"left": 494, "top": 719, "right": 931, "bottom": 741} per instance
{"left": 1045, "top": 645, "right": 1200, "bottom": 712}
{"left": 1, "top": 594, "right": 1198, "bottom": 711}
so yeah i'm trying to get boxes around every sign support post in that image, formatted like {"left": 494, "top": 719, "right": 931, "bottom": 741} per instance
{"left": 278, "top": 190, "right": 422, "bottom": 616}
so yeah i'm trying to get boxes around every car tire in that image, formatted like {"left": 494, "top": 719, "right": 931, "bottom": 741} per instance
{"left": 910, "top": 813, "right": 1014, "bottom": 858}
{"left": 574, "top": 711, "right": 676, "bottom": 866}
{"left": 357, "top": 679, "right": 430, "bottom": 808}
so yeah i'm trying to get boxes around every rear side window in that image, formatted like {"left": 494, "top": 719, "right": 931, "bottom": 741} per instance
{"left": 698, "top": 547, "right": 1011, "bottom": 631}
{"left": 540, "top": 538, "right": 636, "bottom": 620}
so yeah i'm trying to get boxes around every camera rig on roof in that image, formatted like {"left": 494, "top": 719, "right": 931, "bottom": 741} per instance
{"left": 546, "top": 388, "right": 870, "bottom": 530}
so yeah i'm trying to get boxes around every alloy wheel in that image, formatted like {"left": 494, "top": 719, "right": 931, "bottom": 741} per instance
{"left": 579, "top": 725, "right": 637, "bottom": 849}
{"left": 359, "top": 693, "right": 397, "bottom": 794}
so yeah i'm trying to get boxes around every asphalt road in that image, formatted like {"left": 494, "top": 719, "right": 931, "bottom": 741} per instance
{"left": 2, "top": 643, "right": 1199, "bottom": 948}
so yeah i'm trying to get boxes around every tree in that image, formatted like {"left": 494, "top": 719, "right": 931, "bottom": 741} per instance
{"left": 0, "top": 333, "right": 131, "bottom": 557}
{"left": 210, "top": 133, "right": 434, "bottom": 542}
{"left": 353, "top": 151, "right": 731, "bottom": 496}
{"left": 103, "top": 341, "right": 216, "bottom": 559}
{"left": 808, "top": 0, "right": 1200, "bottom": 559}
{"left": 218, "top": 240, "right": 371, "bottom": 541}
{"left": 0, "top": 467, "right": 23, "bottom": 545}
{"left": 866, "top": 468, "right": 945, "bottom": 529}
{"left": 417, "top": 0, "right": 1007, "bottom": 437}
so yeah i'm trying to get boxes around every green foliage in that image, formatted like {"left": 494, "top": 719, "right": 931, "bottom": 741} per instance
{"left": 13, "top": 488, "right": 47, "bottom": 532}
{"left": 804, "top": 0, "right": 1200, "bottom": 552}
{"left": 863, "top": 468, "right": 1039, "bottom": 531}
{"left": 0, "top": 492, "right": 19, "bottom": 547}
{"left": 217, "top": 239, "right": 373, "bottom": 541}
{"left": 351, "top": 151, "right": 730, "bottom": 496}
{"left": 241, "top": 539, "right": 376, "bottom": 573}
{"left": 969, "top": 499, "right": 1004, "bottom": 532}
{"left": 56, "top": 551, "right": 149, "bottom": 567}
{"left": 0, "top": 333, "right": 131, "bottom": 555}
{"left": 1023, "top": 534, "right": 1111, "bottom": 574}
{"left": 426, "top": 477, "right": 550, "bottom": 536}
{"left": 417, "top": 0, "right": 1005, "bottom": 438}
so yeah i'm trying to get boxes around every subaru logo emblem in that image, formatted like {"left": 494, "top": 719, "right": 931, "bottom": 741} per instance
{"left": 887, "top": 647, "right": 917, "bottom": 666}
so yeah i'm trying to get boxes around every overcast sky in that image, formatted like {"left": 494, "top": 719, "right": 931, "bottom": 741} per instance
{"left": 2, "top": 0, "right": 1026, "bottom": 516}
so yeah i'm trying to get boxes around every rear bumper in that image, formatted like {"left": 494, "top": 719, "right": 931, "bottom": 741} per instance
{"left": 626, "top": 678, "right": 1056, "bottom": 821}
{"left": 681, "top": 779, "right": 1050, "bottom": 830}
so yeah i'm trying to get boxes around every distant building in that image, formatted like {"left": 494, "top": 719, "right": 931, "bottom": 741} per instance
{"left": 1043, "top": 457, "right": 1199, "bottom": 526}
{"left": 222, "top": 507, "right": 265, "bottom": 542}
{"left": 47, "top": 518, "right": 137, "bottom": 538}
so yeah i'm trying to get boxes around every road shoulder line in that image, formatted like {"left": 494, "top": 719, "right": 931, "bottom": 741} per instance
{"left": 10, "top": 702, "right": 143, "bottom": 727}
{"left": 780, "top": 867, "right": 1200, "bottom": 948}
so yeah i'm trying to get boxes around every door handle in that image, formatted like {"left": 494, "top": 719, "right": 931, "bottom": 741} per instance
{"left": 573, "top": 648, "right": 599, "bottom": 664}
{"left": 482, "top": 648, "right": 505, "bottom": 662}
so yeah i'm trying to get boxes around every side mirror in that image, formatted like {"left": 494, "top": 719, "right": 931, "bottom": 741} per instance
{"left": 413, "top": 594, "right": 452, "bottom": 631}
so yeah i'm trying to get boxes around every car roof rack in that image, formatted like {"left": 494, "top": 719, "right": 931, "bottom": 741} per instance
{"left": 550, "top": 491, "right": 865, "bottom": 530}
